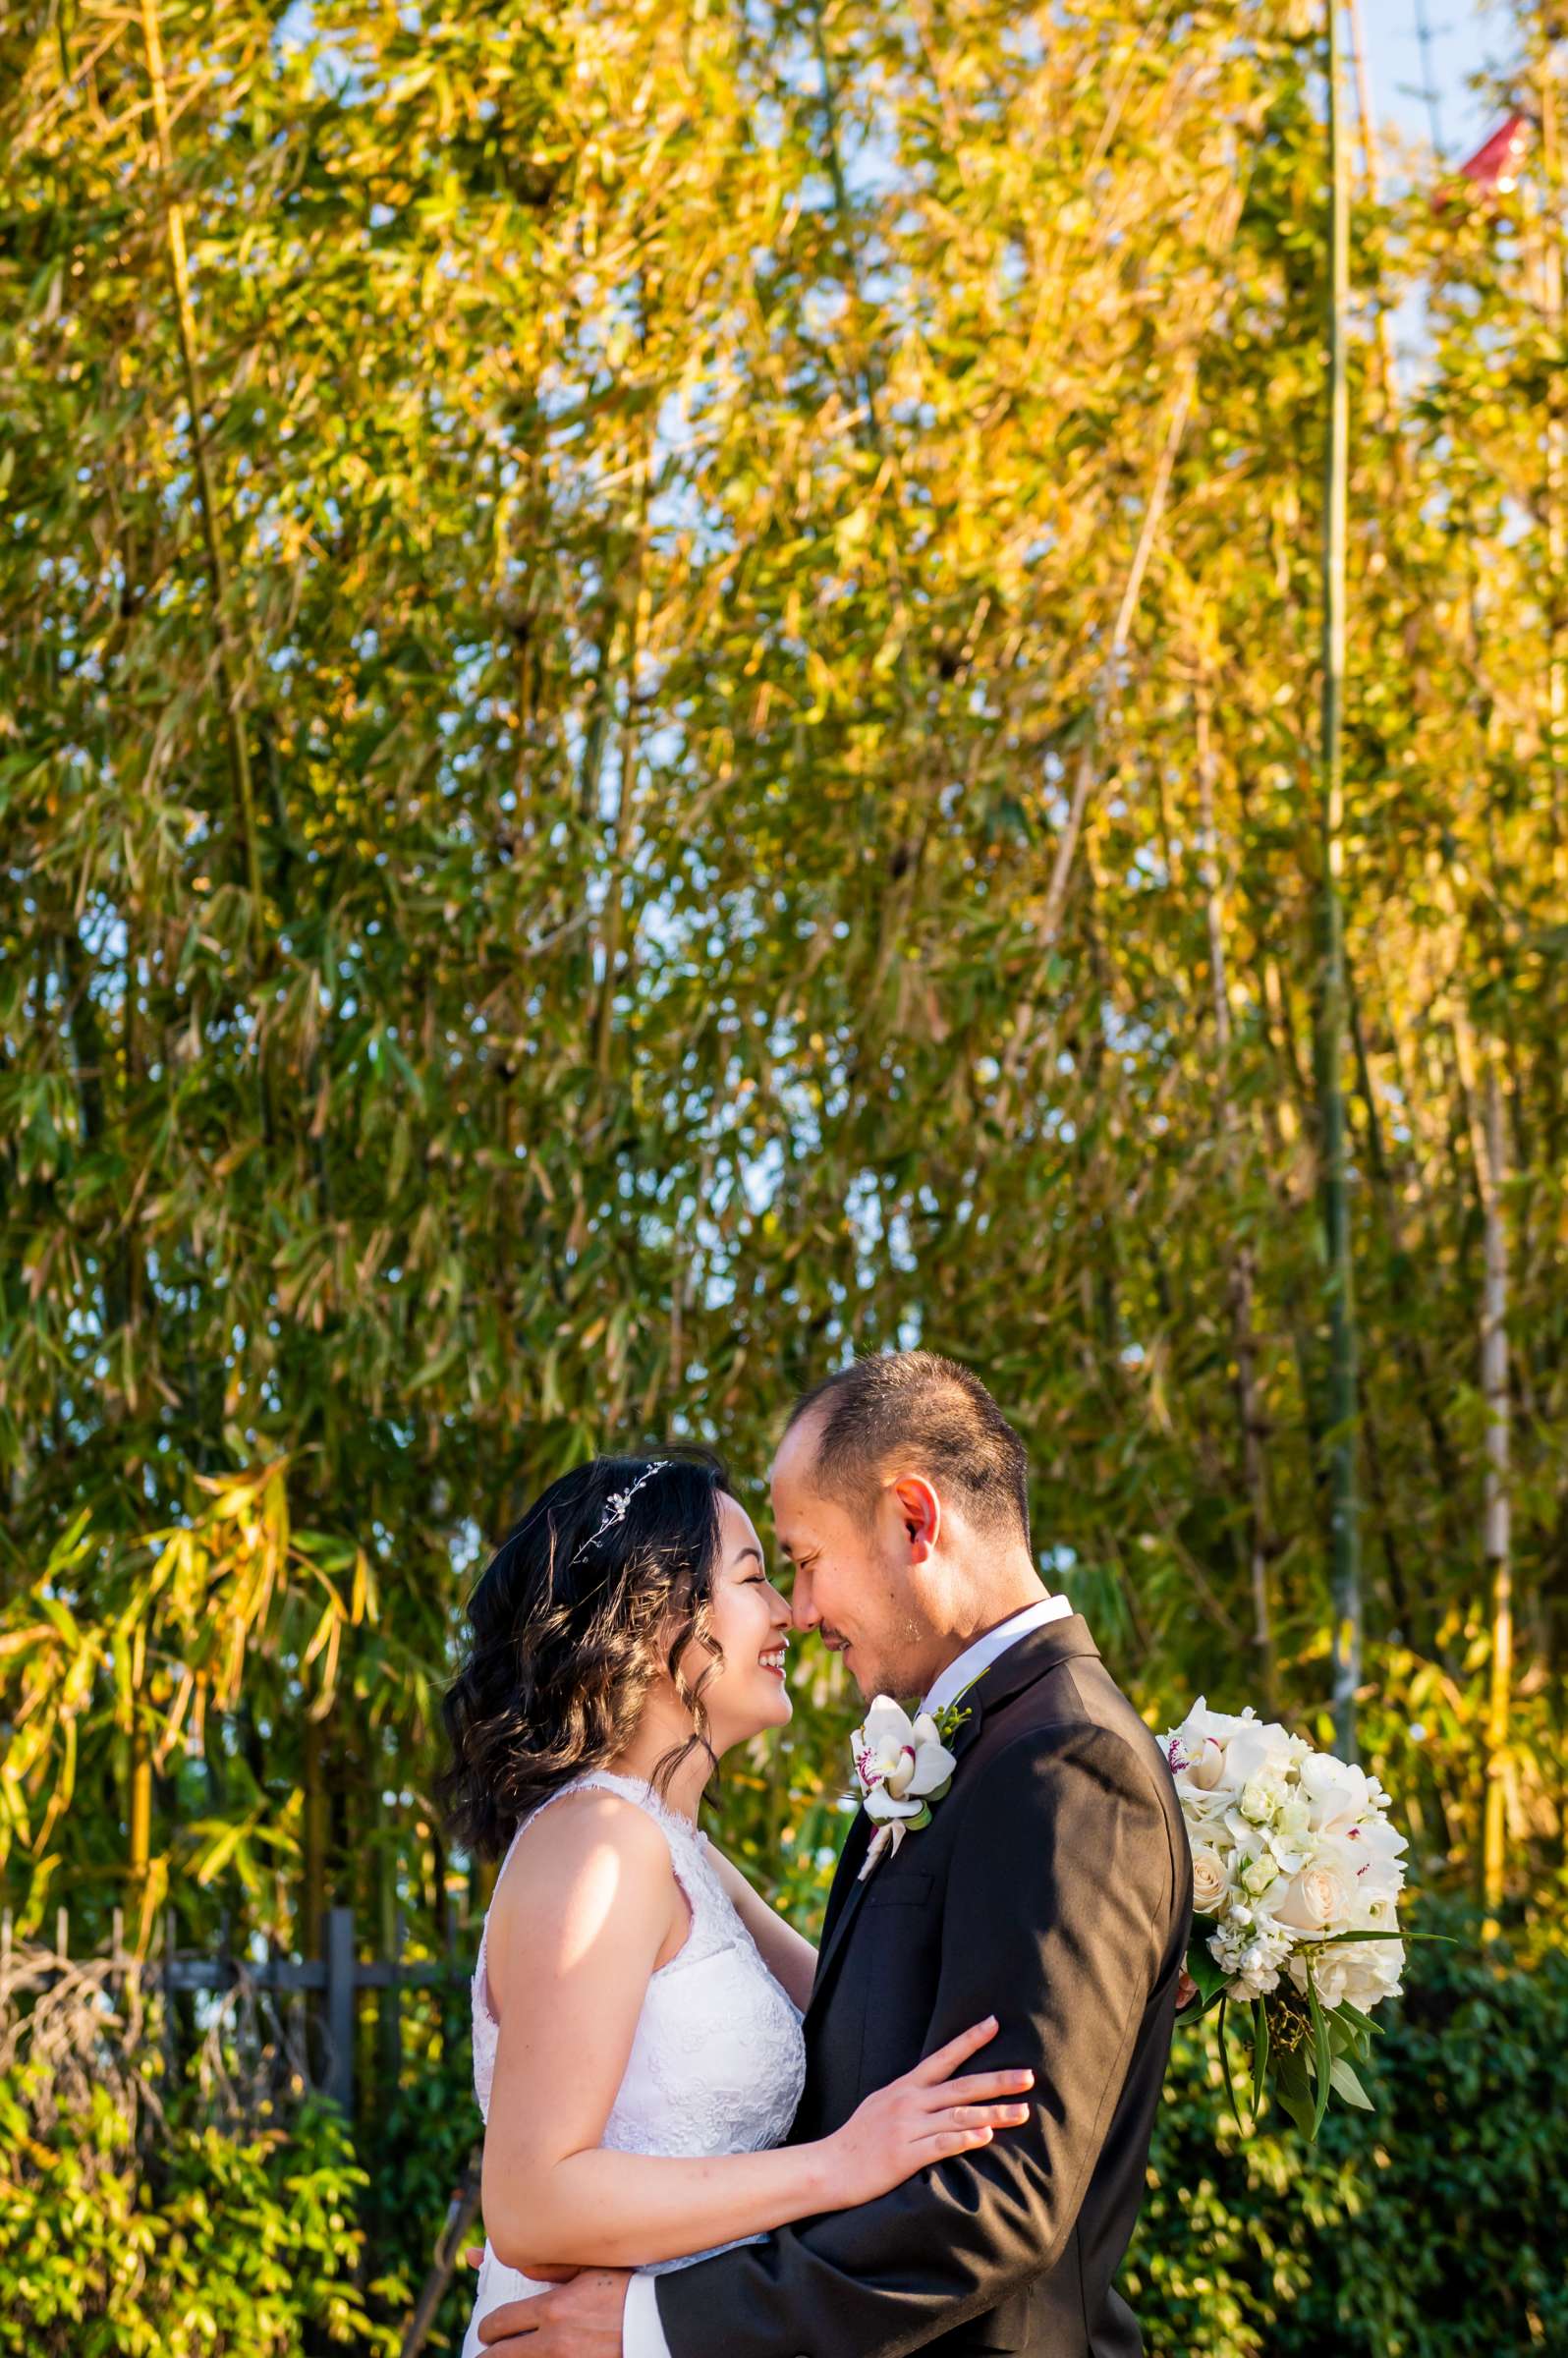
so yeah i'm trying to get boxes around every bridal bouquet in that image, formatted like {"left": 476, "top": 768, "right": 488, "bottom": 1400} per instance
{"left": 1162, "top": 1697, "right": 1408, "bottom": 2139}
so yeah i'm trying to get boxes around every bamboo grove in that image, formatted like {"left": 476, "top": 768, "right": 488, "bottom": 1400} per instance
{"left": 2, "top": 0, "right": 1565, "bottom": 1985}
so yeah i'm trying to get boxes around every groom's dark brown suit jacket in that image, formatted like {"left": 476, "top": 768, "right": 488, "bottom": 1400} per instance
{"left": 654, "top": 1615, "right": 1192, "bottom": 2358}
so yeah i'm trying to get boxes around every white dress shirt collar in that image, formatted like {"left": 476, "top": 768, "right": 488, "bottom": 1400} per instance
{"left": 921, "top": 1594, "right": 1073, "bottom": 1720}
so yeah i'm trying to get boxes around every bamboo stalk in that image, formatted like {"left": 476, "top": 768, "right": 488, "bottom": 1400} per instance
{"left": 576, "top": 601, "right": 627, "bottom": 823}
{"left": 592, "top": 424, "right": 653, "bottom": 1082}
{"left": 303, "top": 1715, "right": 327, "bottom": 1959}
{"left": 807, "top": 0, "right": 930, "bottom": 1004}
{"left": 1319, "top": 0, "right": 1362, "bottom": 1763}
{"left": 1195, "top": 667, "right": 1277, "bottom": 1711}
{"left": 1454, "top": 1013, "right": 1515, "bottom": 1935}
{"left": 137, "top": 0, "right": 263, "bottom": 955}
{"left": 1535, "top": 29, "right": 1565, "bottom": 885}
{"left": 1344, "top": 0, "right": 1399, "bottom": 413}
{"left": 129, "top": 1708, "right": 152, "bottom": 1911}
{"left": 1036, "top": 355, "right": 1200, "bottom": 952}
{"left": 997, "top": 175, "right": 1251, "bottom": 1123}
{"left": 1480, "top": 1058, "right": 1513, "bottom": 1935}
{"left": 1411, "top": 0, "right": 1445, "bottom": 158}
{"left": 1348, "top": 971, "right": 1462, "bottom": 1626}
{"left": 808, "top": 0, "right": 889, "bottom": 450}
{"left": 376, "top": 1781, "right": 402, "bottom": 2100}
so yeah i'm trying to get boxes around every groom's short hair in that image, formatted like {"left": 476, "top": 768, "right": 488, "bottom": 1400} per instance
{"left": 785, "top": 1351, "right": 1031, "bottom": 1546}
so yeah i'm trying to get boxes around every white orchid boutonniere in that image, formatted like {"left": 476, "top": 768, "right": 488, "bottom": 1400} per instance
{"left": 849, "top": 1694, "right": 966, "bottom": 1880}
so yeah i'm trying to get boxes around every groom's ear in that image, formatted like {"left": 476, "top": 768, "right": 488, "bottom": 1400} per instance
{"left": 889, "top": 1473, "right": 941, "bottom": 1565}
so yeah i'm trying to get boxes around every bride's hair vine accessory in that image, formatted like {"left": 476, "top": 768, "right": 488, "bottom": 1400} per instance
{"left": 575, "top": 1460, "right": 673, "bottom": 1560}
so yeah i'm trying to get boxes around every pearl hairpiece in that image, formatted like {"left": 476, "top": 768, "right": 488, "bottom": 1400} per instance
{"left": 576, "top": 1461, "right": 673, "bottom": 1559}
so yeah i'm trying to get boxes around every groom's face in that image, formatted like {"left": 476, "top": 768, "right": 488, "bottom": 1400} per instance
{"left": 769, "top": 1414, "right": 936, "bottom": 1704}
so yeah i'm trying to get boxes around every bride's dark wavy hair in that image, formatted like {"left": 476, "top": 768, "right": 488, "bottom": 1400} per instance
{"left": 437, "top": 1450, "right": 734, "bottom": 1861}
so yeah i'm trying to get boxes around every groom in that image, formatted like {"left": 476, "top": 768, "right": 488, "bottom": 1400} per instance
{"left": 481, "top": 1350, "right": 1191, "bottom": 2357}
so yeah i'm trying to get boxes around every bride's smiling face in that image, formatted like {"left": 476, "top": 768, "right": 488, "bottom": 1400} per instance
{"left": 675, "top": 1493, "right": 794, "bottom": 1752}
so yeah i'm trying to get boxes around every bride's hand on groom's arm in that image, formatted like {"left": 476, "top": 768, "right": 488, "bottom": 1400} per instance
{"left": 463, "top": 2017, "right": 1029, "bottom": 2334}
{"left": 822, "top": 2015, "right": 1035, "bottom": 2209}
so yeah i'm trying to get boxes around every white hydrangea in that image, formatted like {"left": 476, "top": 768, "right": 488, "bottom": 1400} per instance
{"left": 1208, "top": 1905, "right": 1295, "bottom": 2000}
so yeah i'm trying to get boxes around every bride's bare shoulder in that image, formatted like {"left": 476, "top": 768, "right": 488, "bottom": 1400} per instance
{"left": 487, "top": 1788, "right": 677, "bottom": 1964}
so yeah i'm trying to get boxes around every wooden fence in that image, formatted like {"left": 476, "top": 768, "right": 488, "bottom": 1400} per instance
{"left": 5, "top": 1899, "right": 472, "bottom": 2108}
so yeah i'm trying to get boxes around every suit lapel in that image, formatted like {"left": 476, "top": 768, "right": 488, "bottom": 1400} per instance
{"left": 817, "top": 1807, "right": 872, "bottom": 1946}
{"left": 805, "top": 1810, "right": 873, "bottom": 2027}
{"left": 803, "top": 1618, "right": 1101, "bottom": 2031}
{"left": 805, "top": 1682, "right": 993, "bottom": 2030}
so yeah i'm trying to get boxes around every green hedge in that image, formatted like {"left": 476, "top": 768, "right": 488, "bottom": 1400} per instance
{"left": 5, "top": 1909, "right": 1563, "bottom": 2355}
{"left": 1124, "top": 1905, "right": 1568, "bottom": 2357}
{"left": 0, "top": 2059, "right": 407, "bottom": 2357}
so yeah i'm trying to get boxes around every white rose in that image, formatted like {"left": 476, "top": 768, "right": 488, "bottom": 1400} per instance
{"left": 1238, "top": 1776, "right": 1278, "bottom": 1826}
{"left": 1190, "top": 1847, "right": 1229, "bottom": 1915}
{"left": 1240, "top": 1851, "right": 1280, "bottom": 1898}
{"left": 1274, "top": 1861, "right": 1350, "bottom": 1933}
{"left": 1291, "top": 1931, "right": 1403, "bottom": 2013}
{"left": 1315, "top": 1822, "right": 1406, "bottom": 1915}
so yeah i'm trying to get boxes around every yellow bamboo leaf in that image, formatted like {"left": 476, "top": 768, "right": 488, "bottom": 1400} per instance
{"left": 153, "top": 1667, "right": 196, "bottom": 1772}
{"left": 301, "top": 1595, "right": 338, "bottom": 1671}
{"left": 0, "top": 1625, "right": 55, "bottom": 1659}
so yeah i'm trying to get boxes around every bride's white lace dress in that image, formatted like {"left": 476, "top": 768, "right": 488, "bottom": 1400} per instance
{"left": 461, "top": 1769, "right": 809, "bottom": 2358}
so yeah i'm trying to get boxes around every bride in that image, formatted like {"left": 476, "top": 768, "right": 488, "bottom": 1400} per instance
{"left": 439, "top": 1450, "right": 1032, "bottom": 2357}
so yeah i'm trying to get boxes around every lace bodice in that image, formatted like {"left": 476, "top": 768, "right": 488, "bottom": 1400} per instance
{"left": 466, "top": 1768, "right": 806, "bottom": 2323}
